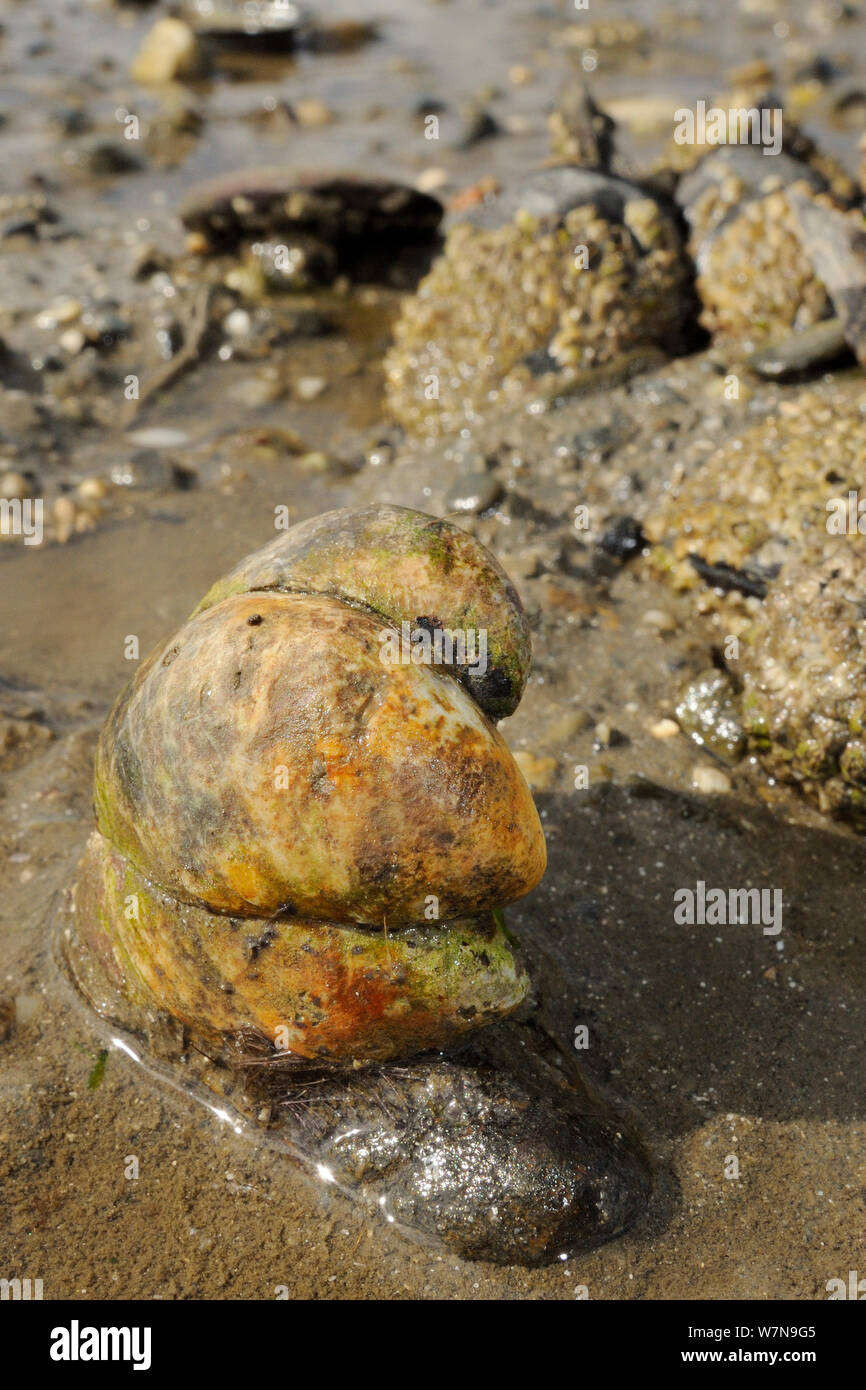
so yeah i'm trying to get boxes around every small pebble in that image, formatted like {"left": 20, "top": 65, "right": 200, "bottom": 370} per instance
{"left": 297, "top": 451, "right": 331, "bottom": 472}
{"left": 53, "top": 496, "right": 76, "bottom": 544}
{"left": 0, "top": 471, "right": 32, "bottom": 500}
{"left": 691, "top": 765, "right": 732, "bottom": 795}
{"left": 642, "top": 608, "right": 677, "bottom": 634}
{"left": 225, "top": 262, "right": 268, "bottom": 300}
{"left": 35, "top": 297, "right": 81, "bottom": 330}
{"left": 59, "top": 327, "right": 86, "bottom": 355}
{"left": 127, "top": 427, "right": 190, "bottom": 449}
{"left": 446, "top": 473, "right": 503, "bottom": 514}
{"left": 650, "top": 718, "right": 680, "bottom": 740}
{"left": 229, "top": 377, "right": 284, "bottom": 408}
{"left": 295, "top": 376, "right": 327, "bottom": 401}
{"left": 293, "top": 99, "right": 335, "bottom": 129}
{"left": 416, "top": 167, "right": 449, "bottom": 193}
{"left": 223, "top": 309, "right": 252, "bottom": 338}
{"left": 132, "top": 19, "right": 203, "bottom": 85}
{"left": 76, "top": 477, "right": 108, "bottom": 501}
{"left": 594, "top": 721, "right": 629, "bottom": 749}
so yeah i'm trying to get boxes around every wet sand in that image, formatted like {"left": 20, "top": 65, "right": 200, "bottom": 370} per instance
{"left": 2, "top": 0, "right": 865, "bottom": 1298}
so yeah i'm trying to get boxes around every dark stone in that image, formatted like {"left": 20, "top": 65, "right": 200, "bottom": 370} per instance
{"left": 522, "top": 347, "right": 559, "bottom": 377}
{"left": 187, "top": 0, "right": 301, "bottom": 46}
{"left": 81, "top": 140, "right": 144, "bottom": 177}
{"left": 570, "top": 423, "right": 618, "bottom": 462}
{"left": 244, "top": 1019, "right": 652, "bottom": 1266}
{"left": 599, "top": 515, "right": 645, "bottom": 560}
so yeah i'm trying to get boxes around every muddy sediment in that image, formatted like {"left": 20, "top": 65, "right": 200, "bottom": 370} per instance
{"left": 2, "top": 0, "right": 866, "bottom": 1299}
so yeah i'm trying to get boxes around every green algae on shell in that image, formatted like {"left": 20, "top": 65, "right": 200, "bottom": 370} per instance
{"left": 94, "top": 589, "right": 544, "bottom": 926}
{"left": 74, "top": 505, "right": 545, "bottom": 1063}
{"left": 195, "top": 502, "right": 531, "bottom": 719}
{"left": 70, "top": 830, "right": 528, "bottom": 1064}
{"left": 675, "top": 668, "right": 746, "bottom": 765}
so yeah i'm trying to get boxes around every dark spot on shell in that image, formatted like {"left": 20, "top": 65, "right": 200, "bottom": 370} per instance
{"left": 310, "top": 756, "right": 331, "bottom": 797}
{"left": 162, "top": 646, "right": 180, "bottom": 667}
{"left": 247, "top": 614, "right": 263, "bottom": 626}
{"left": 466, "top": 664, "right": 512, "bottom": 710}
{"left": 245, "top": 926, "right": 276, "bottom": 962}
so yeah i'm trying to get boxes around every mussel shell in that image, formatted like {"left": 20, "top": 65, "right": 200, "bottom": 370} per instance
{"left": 71, "top": 831, "right": 529, "bottom": 1063}
{"left": 179, "top": 169, "right": 442, "bottom": 250}
{"left": 94, "top": 589, "right": 545, "bottom": 924}
{"left": 196, "top": 504, "right": 531, "bottom": 719}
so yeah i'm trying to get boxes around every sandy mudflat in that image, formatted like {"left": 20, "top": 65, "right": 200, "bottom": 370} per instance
{"left": 1, "top": 0, "right": 865, "bottom": 1299}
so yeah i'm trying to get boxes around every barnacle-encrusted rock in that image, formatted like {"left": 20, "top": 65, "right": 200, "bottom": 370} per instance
{"left": 674, "top": 141, "right": 859, "bottom": 350}
{"left": 69, "top": 505, "right": 545, "bottom": 1064}
{"left": 384, "top": 167, "right": 694, "bottom": 438}
{"left": 739, "top": 538, "right": 866, "bottom": 820}
{"left": 647, "top": 389, "right": 866, "bottom": 819}
{"left": 645, "top": 390, "right": 866, "bottom": 601}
